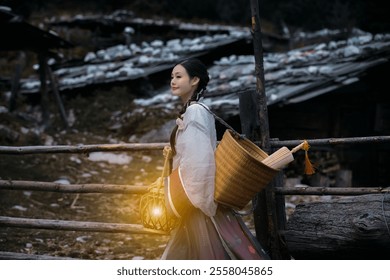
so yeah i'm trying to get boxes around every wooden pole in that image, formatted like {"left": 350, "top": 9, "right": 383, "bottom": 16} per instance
{"left": 269, "top": 135, "right": 390, "bottom": 148}
{"left": 9, "top": 51, "right": 25, "bottom": 112}
{"left": 45, "top": 63, "right": 68, "bottom": 128}
{"left": 0, "top": 142, "right": 167, "bottom": 154}
{"left": 249, "top": 0, "right": 289, "bottom": 259}
{"left": 0, "top": 251, "right": 77, "bottom": 260}
{"left": 238, "top": 89, "right": 259, "bottom": 140}
{"left": 1, "top": 136, "right": 389, "bottom": 155}
{"left": 0, "top": 180, "right": 148, "bottom": 194}
{"left": 38, "top": 52, "right": 50, "bottom": 129}
{"left": 275, "top": 186, "right": 390, "bottom": 195}
{"left": 0, "top": 216, "right": 167, "bottom": 235}
{"left": 2, "top": 179, "right": 388, "bottom": 196}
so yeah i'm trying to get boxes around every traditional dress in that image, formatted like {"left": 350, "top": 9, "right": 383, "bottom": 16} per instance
{"left": 161, "top": 102, "right": 269, "bottom": 260}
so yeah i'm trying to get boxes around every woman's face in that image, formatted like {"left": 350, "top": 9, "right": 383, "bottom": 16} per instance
{"left": 170, "top": 64, "right": 199, "bottom": 103}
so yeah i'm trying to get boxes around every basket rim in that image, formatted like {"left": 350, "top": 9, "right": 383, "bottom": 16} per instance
{"left": 220, "top": 129, "right": 278, "bottom": 172}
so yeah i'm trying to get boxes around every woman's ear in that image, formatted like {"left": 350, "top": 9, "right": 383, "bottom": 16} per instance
{"left": 191, "top": 77, "right": 200, "bottom": 87}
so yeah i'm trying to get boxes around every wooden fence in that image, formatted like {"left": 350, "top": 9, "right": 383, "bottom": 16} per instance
{"left": 1, "top": 136, "right": 389, "bottom": 259}
{"left": 2, "top": 1, "right": 389, "bottom": 260}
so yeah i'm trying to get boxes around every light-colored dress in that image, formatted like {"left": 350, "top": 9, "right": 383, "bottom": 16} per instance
{"left": 161, "top": 102, "right": 269, "bottom": 260}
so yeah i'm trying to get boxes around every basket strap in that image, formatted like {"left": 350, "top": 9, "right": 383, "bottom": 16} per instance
{"left": 195, "top": 103, "right": 242, "bottom": 139}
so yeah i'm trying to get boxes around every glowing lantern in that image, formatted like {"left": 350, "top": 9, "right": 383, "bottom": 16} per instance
{"left": 139, "top": 181, "right": 177, "bottom": 232}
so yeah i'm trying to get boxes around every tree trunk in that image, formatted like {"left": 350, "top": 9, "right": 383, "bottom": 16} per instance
{"left": 284, "top": 194, "right": 390, "bottom": 259}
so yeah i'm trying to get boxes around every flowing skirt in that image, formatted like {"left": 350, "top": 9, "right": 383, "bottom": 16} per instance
{"left": 161, "top": 205, "right": 270, "bottom": 260}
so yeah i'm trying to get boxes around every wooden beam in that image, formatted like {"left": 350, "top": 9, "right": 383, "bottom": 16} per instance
{"left": 38, "top": 53, "right": 50, "bottom": 128}
{"left": 270, "top": 135, "right": 390, "bottom": 148}
{"left": 0, "top": 216, "right": 168, "bottom": 235}
{"left": 2, "top": 180, "right": 388, "bottom": 196}
{"left": 0, "top": 251, "right": 77, "bottom": 260}
{"left": 250, "top": 0, "right": 289, "bottom": 259}
{"left": 275, "top": 186, "right": 390, "bottom": 195}
{"left": 0, "top": 180, "right": 148, "bottom": 194}
{"left": 284, "top": 194, "right": 390, "bottom": 259}
{"left": 45, "top": 63, "right": 68, "bottom": 128}
{"left": 0, "top": 142, "right": 167, "bottom": 154}
{"left": 9, "top": 51, "right": 25, "bottom": 112}
{"left": 1, "top": 136, "right": 389, "bottom": 155}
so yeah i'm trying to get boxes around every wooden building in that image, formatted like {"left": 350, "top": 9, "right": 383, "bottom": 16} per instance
{"left": 268, "top": 59, "right": 390, "bottom": 186}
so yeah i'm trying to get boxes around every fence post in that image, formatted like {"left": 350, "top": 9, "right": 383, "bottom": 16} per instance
{"left": 249, "top": 0, "right": 289, "bottom": 259}
{"left": 38, "top": 52, "right": 50, "bottom": 129}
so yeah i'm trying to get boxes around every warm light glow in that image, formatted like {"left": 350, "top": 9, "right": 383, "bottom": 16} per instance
{"left": 151, "top": 206, "right": 162, "bottom": 217}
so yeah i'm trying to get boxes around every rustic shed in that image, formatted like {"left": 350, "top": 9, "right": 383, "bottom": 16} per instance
{"left": 268, "top": 60, "right": 390, "bottom": 186}
{"left": 0, "top": 6, "right": 73, "bottom": 126}
{"left": 201, "top": 31, "right": 390, "bottom": 187}
{"left": 0, "top": 6, "right": 73, "bottom": 52}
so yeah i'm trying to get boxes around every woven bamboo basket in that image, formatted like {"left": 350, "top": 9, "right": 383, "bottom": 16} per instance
{"left": 215, "top": 130, "right": 279, "bottom": 210}
{"left": 139, "top": 186, "right": 177, "bottom": 232}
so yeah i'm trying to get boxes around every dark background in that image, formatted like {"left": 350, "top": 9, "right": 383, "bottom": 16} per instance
{"left": 1, "top": 0, "right": 389, "bottom": 34}
{"left": 1, "top": 0, "right": 389, "bottom": 260}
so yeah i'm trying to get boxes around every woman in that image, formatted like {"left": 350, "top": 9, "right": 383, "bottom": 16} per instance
{"left": 161, "top": 58, "right": 269, "bottom": 260}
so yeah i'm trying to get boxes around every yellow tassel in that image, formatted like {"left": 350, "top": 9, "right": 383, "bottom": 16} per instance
{"left": 302, "top": 140, "right": 315, "bottom": 175}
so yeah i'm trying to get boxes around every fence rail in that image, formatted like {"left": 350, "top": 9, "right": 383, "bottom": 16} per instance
{"left": 0, "top": 143, "right": 166, "bottom": 154}
{"left": 269, "top": 135, "right": 390, "bottom": 148}
{"left": 1, "top": 179, "right": 389, "bottom": 196}
{"left": 0, "top": 180, "right": 148, "bottom": 194}
{"left": 0, "top": 216, "right": 167, "bottom": 235}
{"left": 1, "top": 136, "right": 389, "bottom": 155}
{"left": 1, "top": 134, "right": 389, "bottom": 259}
{"left": 0, "top": 251, "right": 77, "bottom": 260}
{"left": 275, "top": 186, "right": 390, "bottom": 195}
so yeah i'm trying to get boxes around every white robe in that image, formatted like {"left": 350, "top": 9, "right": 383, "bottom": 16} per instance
{"left": 172, "top": 102, "right": 217, "bottom": 217}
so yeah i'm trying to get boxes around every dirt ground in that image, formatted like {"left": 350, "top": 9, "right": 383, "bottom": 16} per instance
{"left": 0, "top": 85, "right": 177, "bottom": 259}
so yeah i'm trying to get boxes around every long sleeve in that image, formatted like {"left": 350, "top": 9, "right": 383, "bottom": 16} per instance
{"left": 172, "top": 103, "right": 217, "bottom": 217}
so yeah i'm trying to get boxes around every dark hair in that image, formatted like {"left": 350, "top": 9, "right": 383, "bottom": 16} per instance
{"left": 179, "top": 58, "right": 210, "bottom": 94}
{"left": 169, "top": 58, "right": 210, "bottom": 155}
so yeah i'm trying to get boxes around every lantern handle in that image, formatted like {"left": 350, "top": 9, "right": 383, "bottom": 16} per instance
{"left": 161, "top": 146, "right": 173, "bottom": 178}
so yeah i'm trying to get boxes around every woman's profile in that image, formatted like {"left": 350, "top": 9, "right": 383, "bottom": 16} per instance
{"left": 161, "top": 58, "right": 269, "bottom": 260}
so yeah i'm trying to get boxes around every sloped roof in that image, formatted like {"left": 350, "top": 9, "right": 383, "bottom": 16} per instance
{"left": 19, "top": 29, "right": 250, "bottom": 92}
{"left": 0, "top": 6, "right": 73, "bottom": 52}
{"left": 16, "top": 17, "right": 390, "bottom": 117}
{"left": 132, "top": 29, "right": 390, "bottom": 117}
{"left": 202, "top": 30, "right": 390, "bottom": 114}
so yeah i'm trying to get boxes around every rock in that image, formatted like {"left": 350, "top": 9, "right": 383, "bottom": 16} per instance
{"left": 138, "top": 120, "right": 175, "bottom": 143}
{"left": 0, "top": 124, "right": 19, "bottom": 143}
